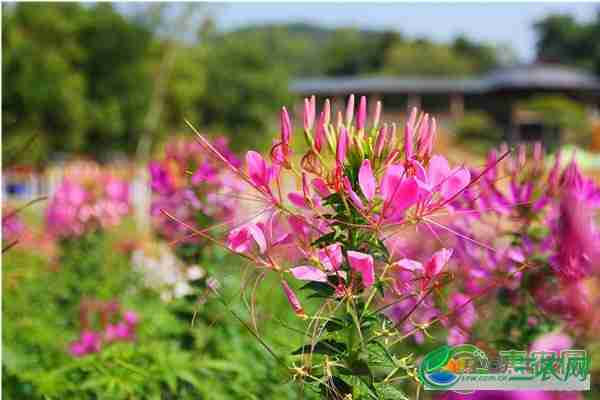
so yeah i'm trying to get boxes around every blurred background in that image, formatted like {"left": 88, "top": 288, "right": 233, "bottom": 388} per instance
{"left": 3, "top": 3, "right": 600, "bottom": 399}
{"left": 3, "top": 3, "right": 600, "bottom": 163}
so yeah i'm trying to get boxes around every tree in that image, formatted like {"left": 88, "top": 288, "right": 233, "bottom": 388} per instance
{"left": 198, "top": 35, "right": 292, "bottom": 151}
{"left": 383, "top": 39, "right": 477, "bottom": 76}
{"left": 2, "top": 4, "right": 89, "bottom": 162}
{"left": 534, "top": 12, "right": 600, "bottom": 74}
{"left": 2, "top": 3, "right": 154, "bottom": 162}
{"left": 452, "top": 35, "right": 502, "bottom": 72}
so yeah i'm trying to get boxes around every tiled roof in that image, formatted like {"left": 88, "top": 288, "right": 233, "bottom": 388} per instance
{"left": 290, "top": 64, "right": 600, "bottom": 95}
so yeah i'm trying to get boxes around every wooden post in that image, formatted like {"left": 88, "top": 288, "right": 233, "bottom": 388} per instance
{"left": 450, "top": 93, "right": 464, "bottom": 119}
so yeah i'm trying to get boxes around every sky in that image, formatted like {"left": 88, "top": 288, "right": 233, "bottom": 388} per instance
{"left": 209, "top": 2, "right": 598, "bottom": 61}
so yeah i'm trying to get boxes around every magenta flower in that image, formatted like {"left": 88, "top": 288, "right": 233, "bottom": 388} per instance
{"left": 290, "top": 266, "right": 328, "bottom": 282}
{"left": 2, "top": 208, "right": 25, "bottom": 244}
{"left": 247, "top": 150, "right": 273, "bottom": 191}
{"left": 149, "top": 137, "right": 243, "bottom": 246}
{"left": 281, "top": 280, "right": 305, "bottom": 317}
{"left": 318, "top": 243, "right": 343, "bottom": 271}
{"left": 46, "top": 169, "right": 131, "bottom": 238}
{"left": 69, "top": 330, "right": 102, "bottom": 357}
{"left": 358, "top": 160, "right": 376, "bottom": 202}
{"left": 530, "top": 331, "right": 573, "bottom": 353}
{"left": 347, "top": 251, "right": 375, "bottom": 288}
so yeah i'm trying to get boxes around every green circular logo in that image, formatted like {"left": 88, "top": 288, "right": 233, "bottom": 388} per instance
{"left": 418, "top": 344, "right": 489, "bottom": 391}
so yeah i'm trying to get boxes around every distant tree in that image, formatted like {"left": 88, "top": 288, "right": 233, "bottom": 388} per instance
{"left": 2, "top": 3, "right": 153, "bottom": 161}
{"left": 198, "top": 35, "right": 292, "bottom": 151}
{"left": 2, "top": 3, "right": 89, "bottom": 162}
{"left": 452, "top": 35, "right": 501, "bottom": 72}
{"left": 383, "top": 40, "right": 477, "bottom": 76}
{"left": 76, "top": 3, "right": 153, "bottom": 156}
{"left": 534, "top": 12, "right": 600, "bottom": 74}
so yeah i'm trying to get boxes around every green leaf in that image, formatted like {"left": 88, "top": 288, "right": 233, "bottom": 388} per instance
{"left": 321, "top": 376, "right": 353, "bottom": 399}
{"left": 291, "top": 339, "right": 347, "bottom": 356}
{"left": 300, "top": 281, "right": 334, "bottom": 298}
{"left": 345, "top": 358, "right": 371, "bottom": 377}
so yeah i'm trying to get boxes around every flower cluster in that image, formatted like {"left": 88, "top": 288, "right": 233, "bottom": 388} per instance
{"left": 2, "top": 207, "right": 25, "bottom": 246}
{"left": 188, "top": 95, "right": 486, "bottom": 396}
{"left": 179, "top": 94, "right": 600, "bottom": 397}
{"left": 149, "top": 137, "right": 244, "bottom": 247}
{"left": 69, "top": 299, "right": 139, "bottom": 357}
{"left": 46, "top": 162, "right": 130, "bottom": 238}
{"left": 447, "top": 144, "right": 600, "bottom": 346}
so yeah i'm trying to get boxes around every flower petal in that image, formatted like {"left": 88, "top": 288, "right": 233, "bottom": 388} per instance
{"left": 288, "top": 192, "right": 309, "bottom": 209}
{"left": 425, "top": 248, "right": 453, "bottom": 277}
{"left": 441, "top": 167, "right": 470, "bottom": 200}
{"left": 312, "top": 178, "right": 331, "bottom": 198}
{"left": 359, "top": 159, "right": 376, "bottom": 201}
{"left": 247, "top": 223, "right": 267, "bottom": 254}
{"left": 336, "top": 127, "right": 348, "bottom": 166}
{"left": 347, "top": 250, "right": 375, "bottom": 288}
{"left": 290, "top": 266, "right": 328, "bottom": 282}
{"left": 246, "top": 150, "right": 269, "bottom": 189}
{"left": 318, "top": 243, "right": 343, "bottom": 271}
{"left": 428, "top": 155, "right": 450, "bottom": 188}
{"left": 281, "top": 280, "right": 305, "bottom": 317}
{"left": 343, "top": 177, "right": 364, "bottom": 210}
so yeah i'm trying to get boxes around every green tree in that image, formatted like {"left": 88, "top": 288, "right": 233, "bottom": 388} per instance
{"left": 383, "top": 39, "right": 477, "bottom": 76}
{"left": 75, "top": 4, "right": 153, "bottom": 156}
{"left": 198, "top": 35, "right": 292, "bottom": 151}
{"left": 452, "top": 35, "right": 501, "bottom": 73}
{"left": 2, "top": 3, "right": 153, "bottom": 161}
{"left": 534, "top": 12, "right": 600, "bottom": 74}
{"left": 2, "top": 3, "right": 89, "bottom": 162}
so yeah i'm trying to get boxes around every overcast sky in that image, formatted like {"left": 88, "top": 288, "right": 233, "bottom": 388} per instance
{"left": 210, "top": 2, "right": 597, "bottom": 61}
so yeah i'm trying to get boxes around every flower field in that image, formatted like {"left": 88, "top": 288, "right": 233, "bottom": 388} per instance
{"left": 3, "top": 94, "right": 600, "bottom": 399}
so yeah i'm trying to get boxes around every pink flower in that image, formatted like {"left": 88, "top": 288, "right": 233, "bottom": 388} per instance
{"left": 336, "top": 127, "right": 348, "bottom": 167}
{"left": 246, "top": 150, "right": 271, "bottom": 190}
{"left": 347, "top": 251, "right": 375, "bottom": 288}
{"left": 424, "top": 155, "right": 470, "bottom": 200}
{"left": 290, "top": 266, "right": 328, "bottom": 282}
{"left": 381, "top": 166, "right": 419, "bottom": 221}
{"left": 530, "top": 332, "right": 573, "bottom": 353}
{"left": 312, "top": 178, "right": 331, "bottom": 198}
{"left": 281, "top": 280, "right": 305, "bottom": 317}
{"left": 123, "top": 311, "right": 139, "bottom": 326}
{"left": 357, "top": 95, "right": 367, "bottom": 131}
{"left": 318, "top": 243, "right": 343, "bottom": 271}
{"left": 358, "top": 159, "right": 376, "bottom": 202}
{"left": 69, "top": 341, "right": 88, "bottom": 357}
{"left": 227, "top": 224, "right": 267, "bottom": 254}
{"left": 424, "top": 248, "right": 453, "bottom": 279}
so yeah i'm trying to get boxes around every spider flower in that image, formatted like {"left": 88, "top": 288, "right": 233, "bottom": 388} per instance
{"left": 188, "top": 95, "right": 476, "bottom": 337}
{"left": 45, "top": 162, "right": 131, "bottom": 238}
{"left": 149, "top": 137, "right": 244, "bottom": 247}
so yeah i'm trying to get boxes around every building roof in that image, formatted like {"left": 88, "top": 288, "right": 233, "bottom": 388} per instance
{"left": 290, "top": 64, "right": 600, "bottom": 95}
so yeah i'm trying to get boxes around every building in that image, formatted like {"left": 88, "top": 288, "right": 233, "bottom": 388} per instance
{"left": 290, "top": 63, "right": 600, "bottom": 146}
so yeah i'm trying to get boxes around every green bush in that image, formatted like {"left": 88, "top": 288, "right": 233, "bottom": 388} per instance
{"left": 453, "top": 111, "right": 503, "bottom": 152}
{"left": 2, "top": 229, "right": 315, "bottom": 399}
